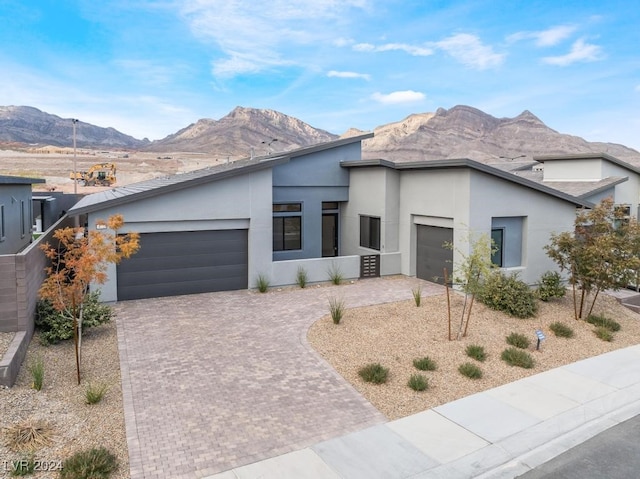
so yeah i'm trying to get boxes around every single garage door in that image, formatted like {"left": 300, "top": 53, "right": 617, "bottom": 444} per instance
{"left": 117, "top": 229, "right": 248, "bottom": 300}
{"left": 416, "top": 225, "right": 453, "bottom": 285}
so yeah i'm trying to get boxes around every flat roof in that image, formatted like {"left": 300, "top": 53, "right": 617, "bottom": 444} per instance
{"left": 0, "top": 175, "right": 46, "bottom": 185}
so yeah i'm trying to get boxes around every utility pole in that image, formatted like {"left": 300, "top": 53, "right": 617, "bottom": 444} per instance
{"left": 72, "top": 118, "right": 78, "bottom": 195}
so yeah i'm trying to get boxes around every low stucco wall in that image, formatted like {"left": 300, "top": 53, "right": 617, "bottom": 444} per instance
{"left": 270, "top": 255, "right": 361, "bottom": 287}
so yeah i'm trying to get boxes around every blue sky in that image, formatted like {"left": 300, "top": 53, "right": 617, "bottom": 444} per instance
{"left": 1, "top": 0, "right": 639, "bottom": 151}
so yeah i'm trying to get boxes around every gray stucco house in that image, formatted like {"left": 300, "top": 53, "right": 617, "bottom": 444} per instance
{"left": 68, "top": 136, "right": 640, "bottom": 302}
{"left": 0, "top": 175, "right": 44, "bottom": 255}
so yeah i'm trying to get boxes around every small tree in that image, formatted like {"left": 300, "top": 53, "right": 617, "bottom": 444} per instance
{"left": 545, "top": 198, "right": 640, "bottom": 320}
{"left": 39, "top": 214, "right": 140, "bottom": 384}
{"left": 445, "top": 231, "right": 496, "bottom": 339}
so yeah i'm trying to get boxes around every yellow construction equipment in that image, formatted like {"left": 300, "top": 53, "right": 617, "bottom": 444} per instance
{"left": 70, "top": 163, "right": 116, "bottom": 186}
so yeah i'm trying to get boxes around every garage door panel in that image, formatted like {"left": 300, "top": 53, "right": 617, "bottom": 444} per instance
{"left": 416, "top": 225, "right": 453, "bottom": 285}
{"left": 117, "top": 229, "right": 248, "bottom": 300}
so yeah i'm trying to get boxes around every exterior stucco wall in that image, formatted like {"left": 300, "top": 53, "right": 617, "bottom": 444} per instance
{"left": 542, "top": 159, "right": 603, "bottom": 181}
{"left": 601, "top": 162, "right": 640, "bottom": 210}
{"left": 86, "top": 168, "right": 273, "bottom": 301}
{"left": 0, "top": 185, "right": 35, "bottom": 255}
{"left": 342, "top": 167, "right": 400, "bottom": 257}
{"left": 469, "top": 170, "right": 577, "bottom": 284}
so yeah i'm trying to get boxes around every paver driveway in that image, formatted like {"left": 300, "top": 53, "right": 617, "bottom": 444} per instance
{"left": 114, "top": 276, "right": 443, "bottom": 479}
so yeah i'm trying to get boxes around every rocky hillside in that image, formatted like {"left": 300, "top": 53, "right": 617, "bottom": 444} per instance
{"left": 146, "top": 106, "right": 338, "bottom": 156}
{"left": 358, "top": 105, "right": 640, "bottom": 164}
{"left": 0, "top": 106, "right": 148, "bottom": 149}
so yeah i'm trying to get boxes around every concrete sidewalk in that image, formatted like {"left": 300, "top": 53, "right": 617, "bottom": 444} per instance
{"left": 207, "top": 345, "right": 640, "bottom": 479}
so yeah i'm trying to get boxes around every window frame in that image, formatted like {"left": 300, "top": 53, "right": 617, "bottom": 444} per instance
{"left": 273, "top": 203, "right": 303, "bottom": 252}
{"left": 360, "top": 215, "right": 381, "bottom": 251}
{"left": 491, "top": 227, "right": 504, "bottom": 267}
{"left": 0, "top": 204, "right": 5, "bottom": 241}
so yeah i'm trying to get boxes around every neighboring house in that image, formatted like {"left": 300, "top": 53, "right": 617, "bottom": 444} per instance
{"left": 67, "top": 137, "right": 640, "bottom": 302}
{"left": 0, "top": 175, "right": 45, "bottom": 255}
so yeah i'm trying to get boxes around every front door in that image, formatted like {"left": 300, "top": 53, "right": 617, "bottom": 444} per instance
{"left": 322, "top": 214, "right": 338, "bottom": 257}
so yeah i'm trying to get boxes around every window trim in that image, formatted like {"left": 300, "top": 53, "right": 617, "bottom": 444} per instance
{"left": 360, "top": 215, "right": 381, "bottom": 251}
{"left": 20, "top": 200, "right": 26, "bottom": 238}
{"left": 273, "top": 202, "right": 303, "bottom": 252}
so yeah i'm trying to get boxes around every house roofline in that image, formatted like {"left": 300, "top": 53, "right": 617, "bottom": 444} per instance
{"left": 0, "top": 175, "right": 46, "bottom": 185}
{"left": 577, "top": 176, "right": 629, "bottom": 199}
{"left": 342, "top": 158, "right": 593, "bottom": 208}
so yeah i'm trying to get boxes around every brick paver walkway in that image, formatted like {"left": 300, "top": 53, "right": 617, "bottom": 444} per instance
{"left": 114, "top": 276, "right": 443, "bottom": 478}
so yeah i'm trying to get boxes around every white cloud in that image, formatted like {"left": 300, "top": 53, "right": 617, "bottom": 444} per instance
{"left": 371, "top": 90, "right": 425, "bottom": 104}
{"left": 327, "top": 70, "right": 371, "bottom": 80}
{"left": 353, "top": 42, "right": 433, "bottom": 56}
{"left": 508, "top": 25, "right": 576, "bottom": 47}
{"left": 542, "top": 38, "right": 604, "bottom": 66}
{"left": 178, "top": 0, "right": 370, "bottom": 78}
{"left": 435, "top": 33, "right": 504, "bottom": 70}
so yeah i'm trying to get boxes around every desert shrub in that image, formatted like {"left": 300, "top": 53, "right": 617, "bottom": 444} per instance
{"left": 358, "top": 363, "right": 389, "bottom": 384}
{"left": 586, "top": 314, "right": 621, "bottom": 332}
{"left": 9, "top": 454, "right": 35, "bottom": 476}
{"left": 328, "top": 297, "right": 345, "bottom": 324}
{"left": 296, "top": 266, "right": 308, "bottom": 288}
{"left": 408, "top": 374, "right": 429, "bottom": 391}
{"left": 4, "top": 419, "right": 53, "bottom": 452}
{"left": 458, "top": 362, "right": 482, "bottom": 379}
{"left": 327, "top": 264, "right": 344, "bottom": 285}
{"left": 413, "top": 356, "right": 437, "bottom": 371}
{"left": 549, "top": 322, "right": 574, "bottom": 338}
{"left": 412, "top": 286, "right": 422, "bottom": 307}
{"left": 536, "top": 271, "right": 566, "bottom": 301}
{"left": 60, "top": 447, "right": 117, "bottom": 479}
{"left": 256, "top": 274, "right": 269, "bottom": 293}
{"left": 28, "top": 356, "right": 45, "bottom": 391}
{"left": 506, "top": 332, "right": 531, "bottom": 349}
{"left": 479, "top": 271, "right": 537, "bottom": 318}
{"left": 465, "top": 344, "right": 487, "bottom": 362}
{"left": 85, "top": 382, "right": 109, "bottom": 405}
{"left": 35, "top": 292, "right": 112, "bottom": 345}
{"left": 501, "top": 347, "right": 535, "bottom": 368}
{"left": 594, "top": 326, "right": 614, "bottom": 342}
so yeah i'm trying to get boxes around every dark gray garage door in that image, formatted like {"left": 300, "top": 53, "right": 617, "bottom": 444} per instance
{"left": 117, "top": 229, "right": 248, "bottom": 300}
{"left": 416, "top": 225, "right": 453, "bottom": 285}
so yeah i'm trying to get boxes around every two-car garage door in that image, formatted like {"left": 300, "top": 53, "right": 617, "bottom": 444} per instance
{"left": 117, "top": 229, "right": 248, "bottom": 300}
{"left": 416, "top": 225, "right": 453, "bottom": 285}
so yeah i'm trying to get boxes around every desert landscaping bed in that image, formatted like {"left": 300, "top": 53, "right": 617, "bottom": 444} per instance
{"left": 0, "top": 321, "right": 128, "bottom": 479}
{"left": 308, "top": 291, "right": 640, "bottom": 420}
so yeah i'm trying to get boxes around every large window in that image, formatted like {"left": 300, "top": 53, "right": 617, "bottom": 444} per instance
{"left": 273, "top": 203, "right": 302, "bottom": 251}
{"left": 360, "top": 215, "right": 381, "bottom": 250}
{"left": 20, "top": 200, "right": 26, "bottom": 238}
{"left": 491, "top": 228, "right": 504, "bottom": 267}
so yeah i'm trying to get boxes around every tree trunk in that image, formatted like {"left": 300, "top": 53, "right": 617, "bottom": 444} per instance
{"left": 586, "top": 288, "right": 601, "bottom": 319}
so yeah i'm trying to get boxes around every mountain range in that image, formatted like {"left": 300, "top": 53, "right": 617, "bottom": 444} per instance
{"left": 1, "top": 104, "right": 639, "bottom": 165}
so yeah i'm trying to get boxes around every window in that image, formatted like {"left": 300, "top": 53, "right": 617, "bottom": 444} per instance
{"left": 0, "top": 204, "right": 5, "bottom": 241}
{"left": 20, "top": 200, "right": 26, "bottom": 238}
{"left": 360, "top": 215, "right": 381, "bottom": 250}
{"left": 491, "top": 228, "right": 504, "bottom": 267}
{"left": 273, "top": 203, "right": 302, "bottom": 251}
{"left": 491, "top": 217, "right": 525, "bottom": 268}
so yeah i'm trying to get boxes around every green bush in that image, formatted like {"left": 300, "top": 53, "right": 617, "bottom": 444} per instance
{"left": 501, "top": 347, "right": 535, "bottom": 368}
{"left": 586, "top": 314, "right": 621, "bottom": 332}
{"left": 296, "top": 266, "right": 308, "bottom": 288}
{"left": 594, "top": 326, "right": 614, "bottom": 342}
{"left": 413, "top": 356, "right": 437, "bottom": 371}
{"left": 60, "top": 447, "right": 117, "bottom": 479}
{"left": 465, "top": 344, "right": 487, "bottom": 362}
{"left": 412, "top": 286, "right": 422, "bottom": 307}
{"left": 358, "top": 363, "right": 389, "bottom": 384}
{"left": 479, "top": 271, "right": 537, "bottom": 318}
{"left": 549, "top": 322, "right": 574, "bottom": 338}
{"left": 328, "top": 297, "right": 345, "bottom": 325}
{"left": 85, "top": 382, "right": 109, "bottom": 405}
{"left": 506, "top": 332, "right": 531, "bottom": 349}
{"left": 536, "top": 271, "right": 566, "bottom": 301}
{"left": 407, "top": 374, "right": 429, "bottom": 391}
{"left": 328, "top": 264, "right": 344, "bottom": 285}
{"left": 458, "top": 362, "right": 483, "bottom": 379}
{"left": 28, "top": 356, "right": 45, "bottom": 391}
{"left": 256, "top": 274, "right": 270, "bottom": 293}
{"left": 35, "top": 292, "right": 112, "bottom": 345}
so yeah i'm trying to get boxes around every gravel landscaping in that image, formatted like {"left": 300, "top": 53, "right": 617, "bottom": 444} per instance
{"left": 0, "top": 321, "right": 128, "bottom": 479}
{"left": 308, "top": 291, "right": 640, "bottom": 420}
